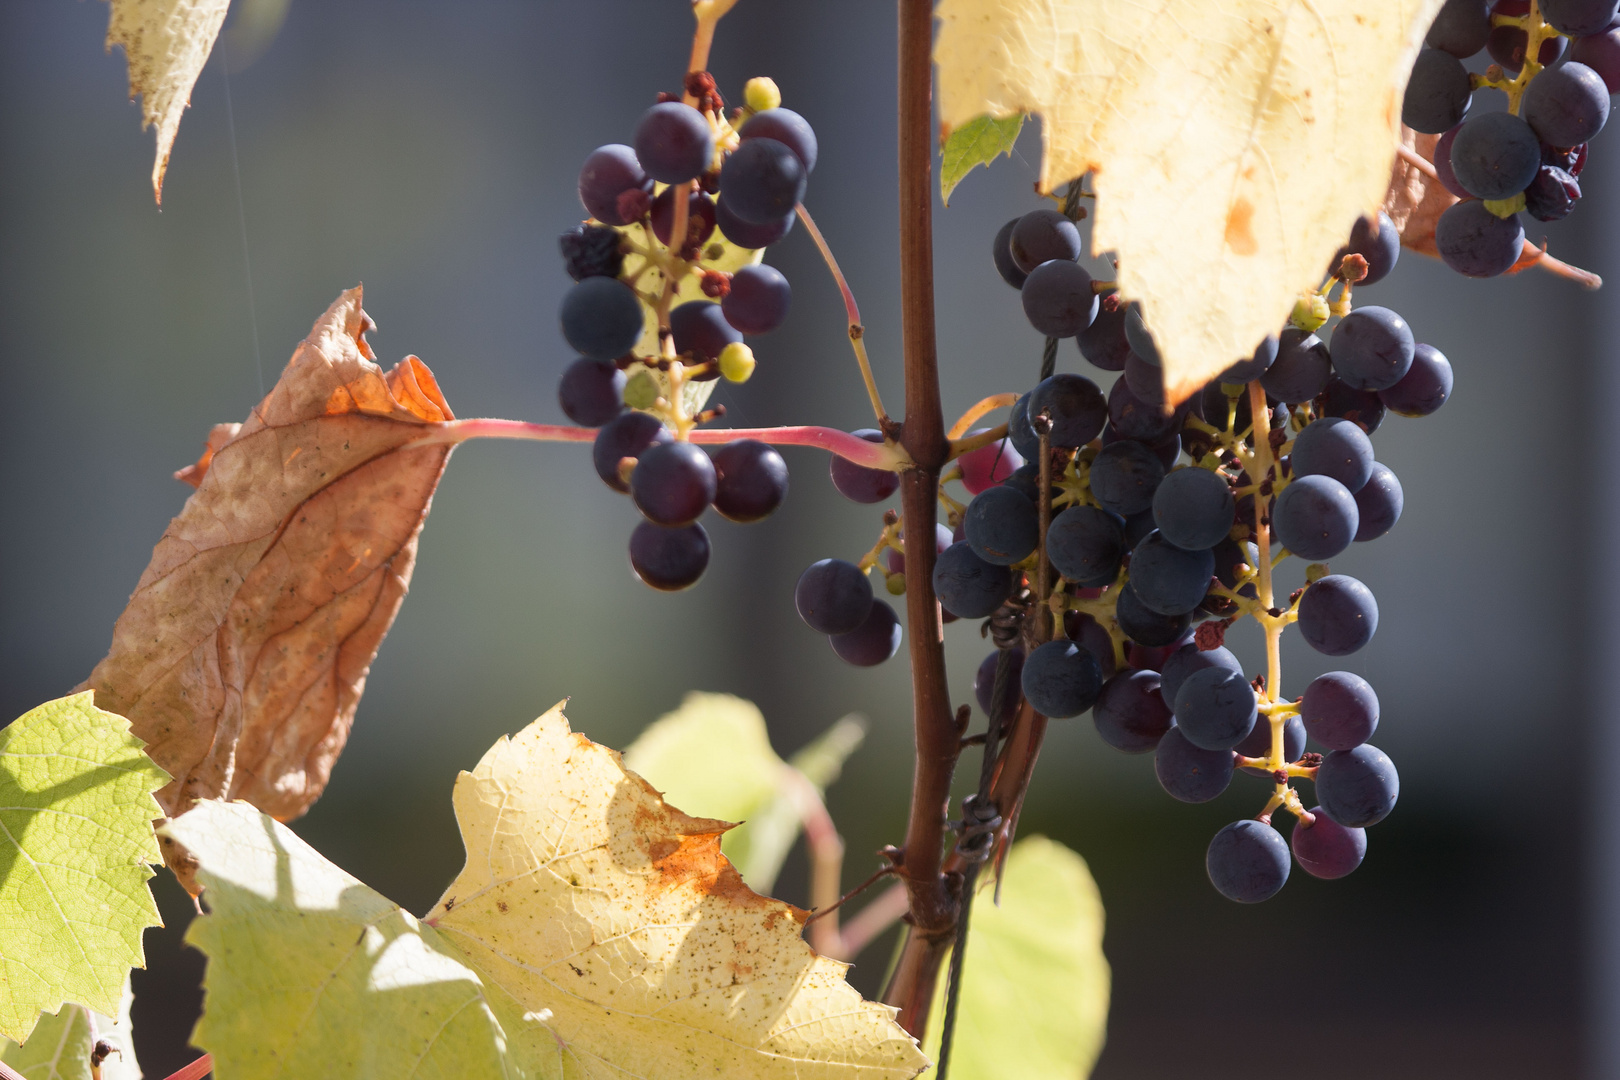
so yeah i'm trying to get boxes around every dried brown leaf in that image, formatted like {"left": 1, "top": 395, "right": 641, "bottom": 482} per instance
{"left": 83, "top": 286, "right": 453, "bottom": 823}
{"left": 105, "top": 0, "right": 232, "bottom": 203}
{"left": 1383, "top": 127, "right": 1454, "bottom": 258}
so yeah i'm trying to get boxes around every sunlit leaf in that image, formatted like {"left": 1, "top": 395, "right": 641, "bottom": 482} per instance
{"left": 940, "top": 114, "right": 1025, "bottom": 204}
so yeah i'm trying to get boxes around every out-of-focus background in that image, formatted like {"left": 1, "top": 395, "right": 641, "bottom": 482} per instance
{"left": 1, "top": 1, "right": 1615, "bottom": 1076}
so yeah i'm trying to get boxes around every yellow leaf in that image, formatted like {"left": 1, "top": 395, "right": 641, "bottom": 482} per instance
{"left": 105, "top": 0, "right": 231, "bottom": 203}
{"left": 428, "top": 703, "right": 926, "bottom": 1078}
{"left": 935, "top": 0, "right": 1444, "bottom": 400}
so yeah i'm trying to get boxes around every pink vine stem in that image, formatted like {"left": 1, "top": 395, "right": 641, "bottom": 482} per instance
{"left": 412, "top": 418, "right": 905, "bottom": 471}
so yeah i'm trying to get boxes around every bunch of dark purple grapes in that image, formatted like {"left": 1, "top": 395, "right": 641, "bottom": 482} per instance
{"left": 554, "top": 76, "right": 818, "bottom": 590}
{"left": 903, "top": 205, "right": 1455, "bottom": 902}
{"left": 1403, "top": 0, "right": 1617, "bottom": 276}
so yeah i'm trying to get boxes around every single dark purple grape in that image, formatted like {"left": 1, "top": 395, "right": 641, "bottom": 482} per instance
{"left": 1116, "top": 583, "right": 1191, "bottom": 647}
{"left": 670, "top": 300, "right": 742, "bottom": 364}
{"left": 629, "top": 520, "right": 710, "bottom": 590}
{"left": 1402, "top": 47, "right": 1473, "bottom": 133}
{"left": 1173, "top": 667, "right": 1258, "bottom": 751}
{"left": 1078, "top": 297, "right": 1131, "bottom": 371}
{"left": 829, "top": 429, "right": 899, "bottom": 503}
{"left": 992, "top": 218, "right": 1029, "bottom": 288}
{"left": 932, "top": 542, "right": 1015, "bottom": 618}
{"left": 711, "top": 440, "right": 788, "bottom": 522}
{"left": 1331, "top": 212, "right": 1400, "bottom": 285}
{"left": 1330, "top": 305, "right": 1415, "bottom": 392}
{"left": 1540, "top": 0, "right": 1620, "bottom": 37}
{"left": 1291, "top": 417, "right": 1375, "bottom": 493}
{"left": 795, "top": 558, "right": 873, "bottom": 635}
{"left": 1524, "top": 165, "right": 1581, "bottom": 222}
{"left": 1093, "top": 669, "right": 1173, "bottom": 753}
{"left": 1379, "top": 343, "right": 1453, "bottom": 416}
{"left": 1427, "top": 0, "right": 1492, "bottom": 57}
{"left": 1522, "top": 61, "right": 1611, "bottom": 147}
{"left": 829, "top": 599, "right": 901, "bottom": 666}
{"left": 1263, "top": 329, "right": 1333, "bottom": 404}
{"left": 578, "top": 144, "right": 653, "bottom": 226}
{"left": 1124, "top": 352, "right": 1166, "bottom": 406}
{"left": 1317, "top": 376, "right": 1385, "bottom": 434}
{"left": 1220, "top": 335, "right": 1278, "bottom": 383}
{"left": 1029, "top": 373, "right": 1107, "bottom": 448}
{"left": 1123, "top": 303, "right": 1162, "bottom": 367}
{"left": 1022, "top": 639, "right": 1106, "bottom": 719}
{"left": 1009, "top": 209, "right": 1082, "bottom": 273}
{"left": 1434, "top": 124, "right": 1469, "bottom": 198}
{"left": 1272, "top": 475, "right": 1359, "bottom": 561}
{"left": 719, "top": 137, "right": 807, "bottom": 224}
{"left": 1129, "top": 531, "right": 1216, "bottom": 617}
{"left": 1090, "top": 440, "right": 1166, "bottom": 516}
{"left": 1298, "top": 574, "right": 1379, "bottom": 656}
{"left": 558, "top": 357, "right": 625, "bottom": 428}
{"left": 592, "top": 412, "right": 671, "bottom": 492}
{"left": 974, "top": 648, "right": 1026, "bottom": 724}
{"left": 1543, "top": 140, "right": 1590, "bottom": 175}
{"left": 1047, "top": 505, "right": 1126, "bottom": 585}
{"left": 1300, "top": 671, "right": 1379, "bottom": 750}
{"left": 1291, "top": 808, "right": 1368, "bottom": 879}
{"left": 1235, "top": 715, "right": 1306, "bottom": 776}
{"left": 1155, "top": 727, "right": 1234, "bottom": 802}
{"left": 1353, "top": 462, "right": 1404, "bottom": 542}
{"left": 559, "top": 224, "right": 625, "bottom": 281}
{"left": 650, "top": 186, "right": 717, "bottom": 249}
{"left": 1449, "top": 112, "right": 1540, "bottom": 199}
{"left": 1434, "top": 199, "right": 1524, "bottom": 278}
{"left": 631, "top": 442, "right": 716, "bottom": 526}
{"left": 1207, "top": 820, "right": 1290, "bottom": 903}
{"left": 1021, "top": 260, "right": 1099, "bottom": 337}
{"left": 715, "top": 199, "right": 795, "bottom": 248}
{"left": 1316, "top": 744, "right": 1400, "bottom": 827}
{"left": 720, "top": 264, "right": 792, "bottom": 335}
{"left": 1152, "top": 466, "right": 1235, "bottom": 551}
{"left": 1108, "top": 377, "right": 1180, "bottom": 442}
{"left": 1570, "top": 22, "right": 1620, "bottom": 92}
{"left": 739, "top": 108, "right": 818, "bottom": 171}
{"left": 634, "top": 102, "right": 715, "bottom": 185}
{"left": 964, "top": 485, "right": 1040, "bottom": 566}
{"left": 1158, "top": 643, "right": 1242, "bottom": 711}
{"left": 560, "top": 276, "right": 644, "bottom": 361}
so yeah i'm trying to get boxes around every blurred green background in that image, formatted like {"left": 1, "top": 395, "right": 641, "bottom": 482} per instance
{"left": 1, "top": 1, "right": 1613, "bottom": 1076}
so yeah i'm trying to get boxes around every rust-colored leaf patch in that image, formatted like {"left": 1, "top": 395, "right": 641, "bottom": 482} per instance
{"left": 83, "top": 286, "right": 452, "bottom": 822}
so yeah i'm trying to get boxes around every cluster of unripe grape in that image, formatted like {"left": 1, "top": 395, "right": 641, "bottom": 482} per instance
{"left": 1403, "top": 0, "right": 1618, "bottom": 275}
{"left": 794, "top": 202, "right": 1449, "bottom": 901}
{"left": 554, "top": 75, "right": 818, "bottom": 589}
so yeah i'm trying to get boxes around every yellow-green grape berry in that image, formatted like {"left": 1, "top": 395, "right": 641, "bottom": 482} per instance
{"left": 1483, "top": 192, "right": 1527, "bottom": 219}
{"left": 745, "top": 77, "right": 782, "bottom": 113}
{"left": 623, "top": 369, "right": 660, "bottom": 409}
{"left": 885, "top": 572, "right": 906, "bottom": 596}
{"left": 720, "top": 341, "right": 756, "bottom": 383}
{"left": 1290, "top": 292, "right": 1330, "bottom": 333}
{"left": 1305, "top": 562, "right": 1330, "bottom": 583}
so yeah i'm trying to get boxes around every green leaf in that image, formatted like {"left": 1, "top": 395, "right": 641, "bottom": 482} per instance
{"left": 0, "top": 694, "right": 168, "bottom": 1044}
{"left": 1, "top": 980, "right": 138, "bottom": 1080}
{"left": 621, "top": 693, "right": 864, "bottom": 893}
{"left": 921, "top": 837, "right": 1110, "bottom": 1078}
{"left": 165, "top": 801, "right": 524, "bottom": 1080}
{"left": 940, "top": 113, "right": 1025, "bottom": 204}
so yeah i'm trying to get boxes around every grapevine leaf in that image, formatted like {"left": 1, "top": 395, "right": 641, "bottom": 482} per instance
{"left": 82, "top": 287, "right": 454, "bottom": 828}
{"left": 0, "top": 695, "right": 168, "bottom": 1045}
{"left": 935, "top": 0, "right": 1444, "bottom": 400}
{"left": 1, "top": 979, "right": 140, "bottom": 1080}
{"left": 168, "top": 706, "right": 927, "bottom": 1079}
{"left": 921, "top": 837, "right": 1110, "bottom": 1079}
{"left": 104, "top": 0, "right": 232, "bottom": 204}
{"left": 428, "top": 703, "right": 924, "bottom": 1078}
{"left": 939, "top": 114, "right": 1025, "bottom": 204}
{"left": 1382, "top": 127, "right": 1454, "bottom": 258}
{"left": 623, "top": 693, "right": 865, "bottom": 893}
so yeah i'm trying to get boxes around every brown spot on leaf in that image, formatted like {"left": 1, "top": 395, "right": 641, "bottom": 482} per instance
{"left": 1224, "top": 198, "right": 1258, "bottom": 255}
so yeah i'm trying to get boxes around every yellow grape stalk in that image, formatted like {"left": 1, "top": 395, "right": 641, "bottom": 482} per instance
{"left": 935, "top": 0, "right": 1444, "bottom": 401}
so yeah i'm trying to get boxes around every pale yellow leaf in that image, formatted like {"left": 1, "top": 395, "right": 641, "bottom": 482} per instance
{"left": 427, "top": 703, "right": 927, "bottom": 1080}
{"left": 935, "top": 0, "right": 1444, "bottom": 400}
{"left": 105, "top": 0, "right": 231, "bottom": 203}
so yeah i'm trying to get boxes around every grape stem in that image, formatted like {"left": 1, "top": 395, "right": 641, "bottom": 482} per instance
{"left": 155, "top": 1055, "right": 213, "bottom": 1080}
{"left": 779, "top": 764, "right": 849, "bottom": 958}
{"left": 946, "top": 393, "right": 1018, "bottom": 439}
{"left": 686, "top": 0, "right": 739, "bottom": 89}
{"left": 413, "top": 418, "right": 909, "bottom": 469}
{"left": 795, "top": 202, "right": 892, "bottom": 426}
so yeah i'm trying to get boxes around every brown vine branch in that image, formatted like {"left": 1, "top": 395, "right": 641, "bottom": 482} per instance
{"left": 883, "top": 0, "right": 960, "bottom": 1039}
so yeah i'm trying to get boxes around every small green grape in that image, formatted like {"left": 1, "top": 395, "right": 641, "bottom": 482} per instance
{"left": 744, "top": 77, "right": 781, "bottom": 113}
{"left": 1290, "top": 292, "right": 1329, "bottom": 333}
{"left": 720, "top": 342, "right": 756, "bottom": 383}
